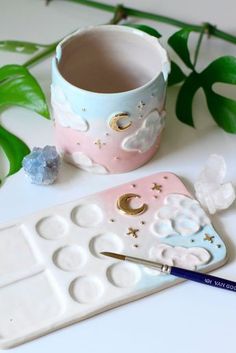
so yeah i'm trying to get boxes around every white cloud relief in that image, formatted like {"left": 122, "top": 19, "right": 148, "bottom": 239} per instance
{"left": 151, "top": 194, "right": 210, "bottom": 238}
{"left": 64, "top": 151, "right": 108, "bottom": 174}
{"left": 51, "top": 84, "right": 89, "bottom": 132}
{"left": 121, "top": 109, "right": 165, "bottom": 153}
{"left": 149, "top": 243, "right": 211, "bottom": 271}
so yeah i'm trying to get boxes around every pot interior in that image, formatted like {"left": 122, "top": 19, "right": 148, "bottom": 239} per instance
{"left": 57, "top": 27, "right": 164, "bottom": 93}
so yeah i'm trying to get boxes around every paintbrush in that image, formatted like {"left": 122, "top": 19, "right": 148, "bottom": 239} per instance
{"left": 101, "top": 251, "right": 236, "bottom": 293}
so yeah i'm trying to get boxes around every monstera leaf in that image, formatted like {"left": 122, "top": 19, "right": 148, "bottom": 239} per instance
{"left": 0, "top": 65, "right": 49, "bottom": 117}
{"left": 175, "top": 71, "right": 201, "bottom": 127}
{"left": 168, "top": 29, "right": 236, "bottom": 133}
{"left": 168, "top": 61, "right": 186, "bottom": 86}
{"left": 0, "top": 64, "right": 50, "bottom": 180}
{"left": 168, "top": 28, "right": 193, "bottom": 69}
{"left": 201, "top": 56, "right": 236, "bottom": 132}
{"left": 0, "top": 40, "right": 46, "bottom": 54}
{"left": 0, "top": 125, "right": 30, "bottom": 178}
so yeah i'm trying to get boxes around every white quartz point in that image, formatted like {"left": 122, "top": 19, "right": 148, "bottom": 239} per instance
{"left": 194, "top": 154, "right": 235, "bottom": 214}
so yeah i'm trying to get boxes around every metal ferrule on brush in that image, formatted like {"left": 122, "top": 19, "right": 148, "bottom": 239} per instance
{"left": 125, "top": 255, "right": 171, "bottom": 274}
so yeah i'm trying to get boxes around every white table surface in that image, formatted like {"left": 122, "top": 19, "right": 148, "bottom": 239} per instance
{"left": 0, "top": 0, "right": 236, "bottom": 352}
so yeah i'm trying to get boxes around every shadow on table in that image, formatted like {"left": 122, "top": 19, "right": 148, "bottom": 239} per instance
{"left": 57, "top": 160, "right": 80, "bottom": 185}
{"left": 212, "top": 200, "right": 236, "bottom": 265}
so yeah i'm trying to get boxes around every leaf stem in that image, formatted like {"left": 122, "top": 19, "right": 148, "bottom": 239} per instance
{"left": 193, "top": 27, "right": 205, "bottom": 68}
{"left": 65, "top": 0, "right": 236, "bottom": 45}
{"left": 23, "top": 42, "right": 59, "bottom": 68}
{"left": 109, "top": 4, "right": 127, "bottom": 24}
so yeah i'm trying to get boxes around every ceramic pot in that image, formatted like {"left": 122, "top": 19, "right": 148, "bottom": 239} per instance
{"left": 51, "top": 25, "right": 170, "bottom": 174}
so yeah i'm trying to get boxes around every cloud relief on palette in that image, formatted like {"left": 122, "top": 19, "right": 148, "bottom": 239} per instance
{"left": 151, "top": 194, "right": 210, "bottom": 237}
{"left": 121, "top": 109, "right": 165, "bottom": 153}
{"left": 149, "top": 243, "right": 211, "bottom": 270}
{"left": 51, "top": 84, "right": 89, "bottom": 132}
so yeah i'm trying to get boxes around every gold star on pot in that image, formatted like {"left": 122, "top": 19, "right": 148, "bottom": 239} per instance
{"left": 151, "top": 183, "right": 163, "bottom": 192}
{"left": 126, "top": 227, "right": 139, "bottom": 238}
{"left": 94, "top": 139, "right": 106, "bottom": 149}
{"left": 138, "top": 101, "right": 145, "bottom": 110}
{"left": 204, "top": 234, "right": 215, "bottom": 243}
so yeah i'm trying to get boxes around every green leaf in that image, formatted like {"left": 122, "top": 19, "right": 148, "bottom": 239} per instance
{"left": 203, "top": 88, "right": 236, "bottom": 133}
{"left": 168, "top": 29, "right": 193, "bottom": 69}
{"left": 168, "top": 61, "right": 186, "bottom": 86}
{"left": 0, "top": 64, "right": 49, "bottom": 118}
{"left": 201, "top": 56, "right": 236, "bottom": 85}
{"left": 124, "top": 24, "right": 161, "bottom": 38}
{"left": 0, "top": 40, "right": 44, "bottom": 54}
{"left": 0, "top": 125, "right": 30, "bottom": 177}
{"left": 200, "top": 56, "right": 236, "bottom": 133}
{"left": 176, "top": 71, "right": 201, "bottom": 127}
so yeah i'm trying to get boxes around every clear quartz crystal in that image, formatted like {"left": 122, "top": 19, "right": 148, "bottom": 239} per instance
{"left": 22, "top": 146, "right": 60, "bottom": 185}
{"left": 194, "top": 154, "right": 235, "bottom": 214}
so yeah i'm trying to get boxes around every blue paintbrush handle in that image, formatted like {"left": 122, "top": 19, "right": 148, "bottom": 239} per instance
{"left": 170, "top": 266, "right": 236, "bottom": 292}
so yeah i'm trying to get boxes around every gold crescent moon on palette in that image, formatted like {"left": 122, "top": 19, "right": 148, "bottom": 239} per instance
{"left": 109, "top": 113, "right": 132, "bottom": 132}
{"left": 116, "top": 193, "right": 148, "bottom": 216}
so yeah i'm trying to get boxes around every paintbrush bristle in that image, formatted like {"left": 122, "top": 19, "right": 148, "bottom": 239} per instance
{"left": 100, "top": 252, "right": 126, "bottom": 260}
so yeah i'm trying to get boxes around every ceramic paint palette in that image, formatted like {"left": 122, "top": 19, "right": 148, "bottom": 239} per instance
{"left": 0, "top": 173, "right": 227, "bottom": 348}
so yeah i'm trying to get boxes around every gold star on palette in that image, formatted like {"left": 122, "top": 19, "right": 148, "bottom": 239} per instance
{"left": 127, "top": 227, "right": 139, "bottom": 238}
{"left": 94, "top": 139, "right": 106, "bottom": 149}
{"left": 151, "top": 183, "right": 163, "bottom": 192}
{"left": 204, "top": 234, "right": 215, "bottom": 243}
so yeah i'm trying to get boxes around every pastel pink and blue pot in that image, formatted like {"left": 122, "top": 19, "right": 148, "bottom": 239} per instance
{"left": 51, "top": 25, "right": 170, "bottom": 174}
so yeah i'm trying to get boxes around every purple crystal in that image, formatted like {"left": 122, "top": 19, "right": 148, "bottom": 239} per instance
{"left": 23, "top": 146, "right": 60, "bottom": 185}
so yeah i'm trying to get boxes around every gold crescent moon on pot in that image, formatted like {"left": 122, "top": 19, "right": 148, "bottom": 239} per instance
{"left": 109, "top": 113, "right": 132, "bottom": 132}
{"left": 116, "top": 193, "right": 148, "bottom": 216}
